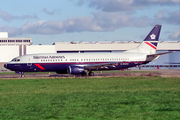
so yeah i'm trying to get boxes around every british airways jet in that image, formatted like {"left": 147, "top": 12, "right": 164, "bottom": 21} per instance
{"left": 4, "top": 25, "right": 172, "bottom": 77}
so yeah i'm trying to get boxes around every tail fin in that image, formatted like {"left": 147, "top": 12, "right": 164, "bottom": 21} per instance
{"left": 126, "top": 25, "right": 162, "bottom": 54}
{"left": 144, "top": 25, "right": 161, "bottom": 41}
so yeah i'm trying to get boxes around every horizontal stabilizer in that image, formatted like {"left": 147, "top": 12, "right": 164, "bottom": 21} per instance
{"left": 147, "top": 51, "right": 174, "bottom": 57}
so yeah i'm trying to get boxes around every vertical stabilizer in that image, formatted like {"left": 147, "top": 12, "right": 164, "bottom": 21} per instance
{"left": 144, "top": 25, "right": 161, "bottom": 41}
{"left": 126, "top": 25, "right": 162, "bottom": 54}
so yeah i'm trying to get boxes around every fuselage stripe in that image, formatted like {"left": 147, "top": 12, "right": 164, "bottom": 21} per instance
{"left": 35, "top": 64, "right": 45, "bottom": 70}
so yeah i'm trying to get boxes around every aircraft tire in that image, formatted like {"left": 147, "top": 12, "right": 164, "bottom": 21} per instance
{"left": 21, "top": 74, "right": 25, "bottom": 77}
{"left": 89, "top": 72, "right": 94, "bottom": 76}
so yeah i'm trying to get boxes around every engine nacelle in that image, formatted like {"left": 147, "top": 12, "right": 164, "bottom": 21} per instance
{"left": 67, "top": 66, "right": 85, "bottom": 74}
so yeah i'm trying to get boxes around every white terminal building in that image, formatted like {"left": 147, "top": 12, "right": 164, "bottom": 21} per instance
{"left": 0, "top": 32, "right": 180, "bottom": 70}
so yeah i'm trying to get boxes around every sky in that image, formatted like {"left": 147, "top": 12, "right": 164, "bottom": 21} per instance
{"left": 0, "top": 0, "right": 179, "bottom": 45}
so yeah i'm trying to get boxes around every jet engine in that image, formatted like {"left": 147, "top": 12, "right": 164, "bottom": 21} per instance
{"left": 67, "top": 66, "right": 86, "bottom": 75}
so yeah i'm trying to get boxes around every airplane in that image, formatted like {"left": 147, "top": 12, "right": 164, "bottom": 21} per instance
{"left": 4, "top": 25, "right": 173, "bottom": 77}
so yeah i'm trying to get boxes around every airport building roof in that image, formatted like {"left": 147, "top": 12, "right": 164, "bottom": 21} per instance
{"left": 0, "top": 32, "right": 31, "bottom": 46}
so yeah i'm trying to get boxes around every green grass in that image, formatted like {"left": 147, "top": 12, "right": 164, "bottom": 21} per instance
{"left": 0, "top": 77, "right": 180, "bottom": 120}
{"left": 0, "top": 72, "right": 15, "bottom": 74}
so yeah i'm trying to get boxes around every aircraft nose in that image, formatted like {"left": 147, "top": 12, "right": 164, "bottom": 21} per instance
{"left": 4, "top": 63, "right": 7, "bottom": 68}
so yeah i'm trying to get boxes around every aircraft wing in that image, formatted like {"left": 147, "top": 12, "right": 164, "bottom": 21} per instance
{"left": 84, "top": 51, "right": 174, "bottom": 70}
{"left": 84, "top": 62, "right": 119, "bottom": 70}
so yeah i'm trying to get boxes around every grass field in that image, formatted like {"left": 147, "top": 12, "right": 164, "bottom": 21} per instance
{"left": 0, "top": 77, "right": 180, "bottom": 120}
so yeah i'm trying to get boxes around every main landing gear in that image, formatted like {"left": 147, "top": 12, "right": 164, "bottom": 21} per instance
{"left": 82, "top": 70, "right": 94, "bottom": 76}
{"left": 88, "top": 71, "right": 94, "bottom": 76}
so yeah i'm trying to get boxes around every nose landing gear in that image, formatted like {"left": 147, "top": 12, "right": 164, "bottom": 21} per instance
{"left": 21, "top": 74, "right": 25, "bottom": 77}
{"left": 15, "top": 71, "right": 25, "bottom": 77}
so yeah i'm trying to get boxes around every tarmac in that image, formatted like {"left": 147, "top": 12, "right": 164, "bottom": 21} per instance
{"left": 0, "top": 69, "right": 180, "bottom": 79}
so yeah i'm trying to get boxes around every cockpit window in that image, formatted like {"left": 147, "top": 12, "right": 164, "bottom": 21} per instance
{"left": 11, "top": 58, "right": 16, "bottom": 61}
{"left": 11, "top": 58, "right": 20, "bottom": 62}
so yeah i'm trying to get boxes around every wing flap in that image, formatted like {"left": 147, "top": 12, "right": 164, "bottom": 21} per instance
{"left": 84, "top": 62, "right": 119, "bottom": 70}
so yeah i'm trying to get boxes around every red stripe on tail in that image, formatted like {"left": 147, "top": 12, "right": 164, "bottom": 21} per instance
{"left": 145, "top": 42, "right": 157, "bottom": 50}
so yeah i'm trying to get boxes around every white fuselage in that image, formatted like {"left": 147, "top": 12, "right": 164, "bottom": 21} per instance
{"left": 5, "top": 52, "right": 149, "bottom": 73}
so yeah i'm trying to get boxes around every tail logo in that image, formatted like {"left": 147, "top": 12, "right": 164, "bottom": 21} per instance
{"left": 150, "top": 34, "right": 156, "bottom": 39}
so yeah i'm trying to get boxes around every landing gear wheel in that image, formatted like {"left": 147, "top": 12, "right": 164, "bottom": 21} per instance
{"left": 19, "top": 72, "right": 25, "bottom": 77}
{"left": 88, "top": 72, "right": 94, "bottom": 76}
{"left": 21, "top": 74, "right": 25, "bottom": 77}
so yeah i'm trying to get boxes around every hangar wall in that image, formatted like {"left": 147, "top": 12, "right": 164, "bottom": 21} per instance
{"left": 27, "top": 45, "right": 56, "bottom": 54}
{"left": 0, "top": 46, "right": 19, "bottom": 67}
{"left": 55, "top": 42, "right": 139, "bottom": 51}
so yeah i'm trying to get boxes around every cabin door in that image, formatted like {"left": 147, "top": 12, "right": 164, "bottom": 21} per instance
{"left": 27, "top": 57, "right": 32, "bottom": 66}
